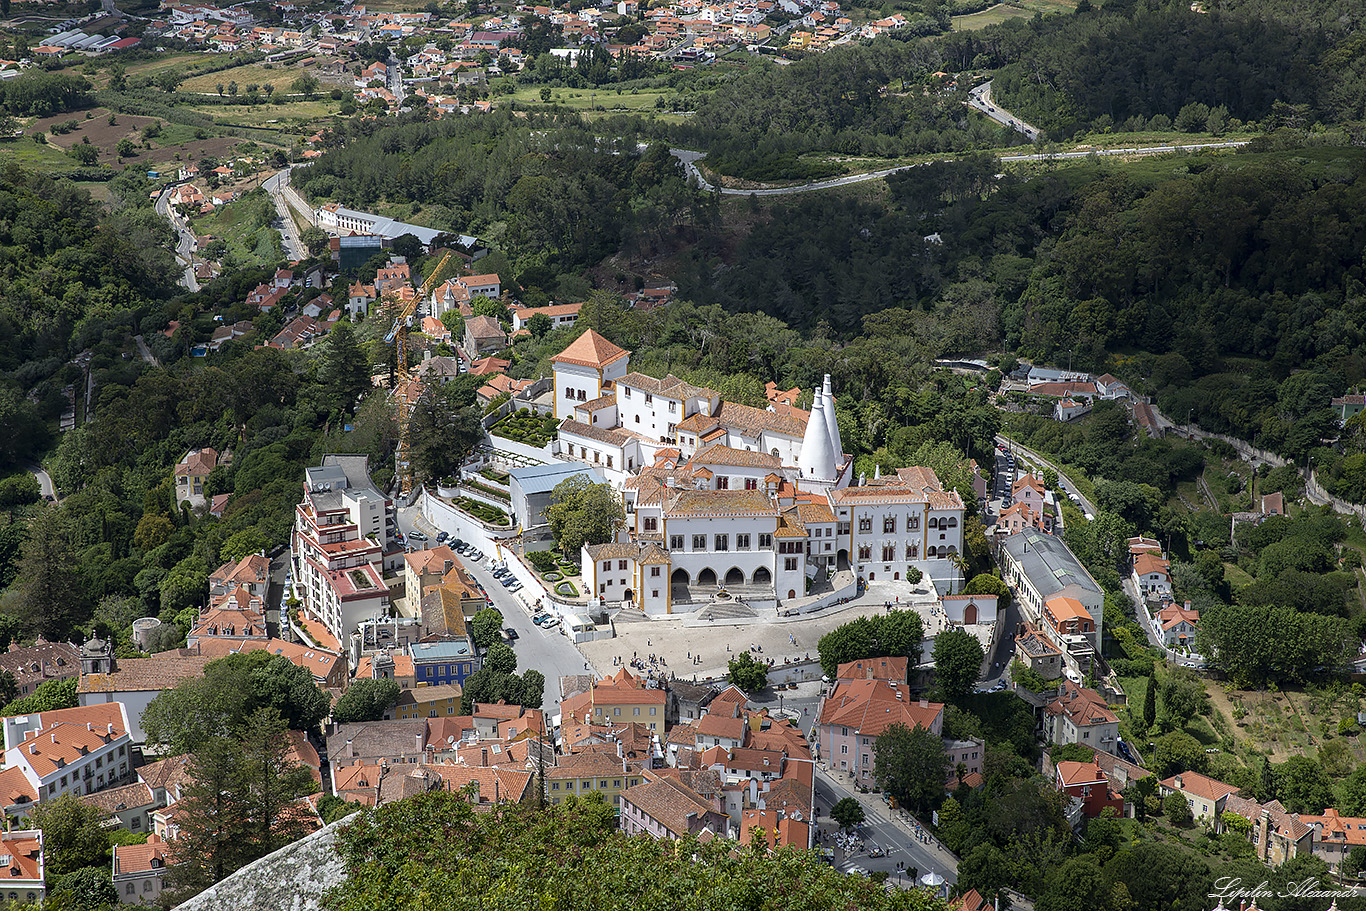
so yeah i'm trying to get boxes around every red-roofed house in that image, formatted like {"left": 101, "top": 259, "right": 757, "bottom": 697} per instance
{"left": 1054, "top": 759, "right": 1122, "bottom": 819}
{"left": 1132, "top": 551, "right": 1172, "bottom": 600}
{"left": 1, "top": 702, "right": 133, "bottom": 813}
{"left": 620, "top": 772, "right": 727, "bottom": 841}
{"left": 1155, "top": 602, "right": 1199, "bottom": 649}
{"left": 1159, "top": 771, "right": 1240, "bottom": 825}
{"left": 174, "top": 447, "right": 219, "bottom": 506}
{"left": 112, "top": 833, "right": 171, "bottom": 903}
{"left": 818, "top": 680, "right": 942, "bottom": 783}
{"left": 835, "top": 657, "right": 908, "bottom": 684}
{"left": 0, "top": 830, "right": 43, "bottom": 904}
{"left": 1044, "top": 680, "right": 1118, "bottom": 754}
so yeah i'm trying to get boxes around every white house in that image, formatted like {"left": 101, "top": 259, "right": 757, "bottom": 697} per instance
{"left": 1155, "top": 602, "right": 1199, "bottom": 649}
{"left": 1132, "top": 551, "right": 1172, "bottom": 601}
{"left": 0, "top": 702, "right": 133, "bottom": 812}
{"left": 1044, "top": 680, "right": 1119, "bottom": 755}
{"left": 0, "top": 830, "right": 43, "bottom": 905}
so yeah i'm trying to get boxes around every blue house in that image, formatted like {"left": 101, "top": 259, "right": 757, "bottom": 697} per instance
{"left": 409, "top": 639, "right": 479, "bottom": 687}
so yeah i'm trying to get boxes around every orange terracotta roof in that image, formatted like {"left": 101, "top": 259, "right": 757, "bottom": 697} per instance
{"left": 550, "top": 329, "right": 629, "bottom": 369}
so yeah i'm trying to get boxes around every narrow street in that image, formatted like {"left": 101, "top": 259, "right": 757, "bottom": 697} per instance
{"left": 815, "top": 769, "right": 959, "bottom": 891}
{"left": 395, "top": 504, "right": 589, "bottom": 723}
{"left": 153, "top": 183, "right": 201, "bottom": 291}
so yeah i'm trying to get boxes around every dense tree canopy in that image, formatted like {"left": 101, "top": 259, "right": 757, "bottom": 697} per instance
{"left": 329, "top": 790, "right": 948, "bottom": 911}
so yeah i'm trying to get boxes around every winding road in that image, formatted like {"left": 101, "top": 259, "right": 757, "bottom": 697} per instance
{"left": 671, "top": 140, "right": 1248, "bottom": 197}
{"left": 968, "top": 80, "right": 1040, "bottom": 140}
{"left": 154, "top": 182, "right": 201, "bottom": 292}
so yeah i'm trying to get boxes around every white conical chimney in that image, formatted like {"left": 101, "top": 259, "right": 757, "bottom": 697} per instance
{"left": 873, "top": 464, "right": 880, "bottom": 480}
{"left": 798, "top": 391, "right": 835, "bottom": 481}
{"left": 822, "top": 375, "right": 842, "bottom": 462}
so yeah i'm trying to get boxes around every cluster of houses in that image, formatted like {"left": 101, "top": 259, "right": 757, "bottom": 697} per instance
{"left": 1009, "top": 365, "right": 1166, "bottom": 438}
{"left": 1052, "top": 755, "right": 1366, "bottom": 878}
{"left": 1124, "top": 536, "right": 1202, "bottom": 653}
{"left": 993, "top": 472, "right": 1057, "bottom": 537}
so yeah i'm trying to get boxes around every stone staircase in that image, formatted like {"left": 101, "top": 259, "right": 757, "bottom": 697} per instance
{"left": 695, "top": 600, "right": 758, "bottom": 622}
{"left": 611, "top": 607, "right": 650, "bottom": 624}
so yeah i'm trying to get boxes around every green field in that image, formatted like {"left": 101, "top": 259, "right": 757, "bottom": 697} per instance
{"left": 496, "top": 83, "right": 672, "bottom": 118}
{"left": 952, "top": 0, "right": 1077, "bottom": 29}
{"left": 188, "top": 191, "right": 282, "bottom": 269}
{"left": 123, "top": 53, "right": 205, "bottom": 78}
{"left": 181, "top": 64, "right": 314, "bottom": 94}
{"left": 184, "top": 99, "right": 343, "bottom": 131}
{"left": 0, "top": 136, "right": 93, "bottom": 171}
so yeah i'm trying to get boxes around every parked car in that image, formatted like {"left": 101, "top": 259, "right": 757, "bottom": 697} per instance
{"left": 453, "top": 539, "right": 465, "bottom": 551}
{"left": 507, "top": 582, "right": 522, "bottom": 592}
{"left": 492, "top": 567, "right": 508, "bottom": 579}
{"left": 468, "top": 549, "right": 483, "bottom": 562}
{"left": 435, "top": 531, "right": 448, "bottom": 543}
{"left": 501, "top": 576, "right": 518, "bottom": 587}
{"left": 532, "top": 612, "right": 551, "bottom": 625}
{"left": 409, "top": 531, "right": 428, "bottom": 542}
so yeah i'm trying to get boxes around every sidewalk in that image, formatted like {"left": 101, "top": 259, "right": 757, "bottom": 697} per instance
{"left": 815, "top": 766, "right": 960, "bottom": 875}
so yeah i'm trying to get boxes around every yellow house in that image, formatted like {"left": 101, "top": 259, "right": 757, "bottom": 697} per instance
{"left": 545, "top": 752, "right": 642, "bottom": 810}
{"left": 395, "top": 683, "right": 464, "bottom": 720}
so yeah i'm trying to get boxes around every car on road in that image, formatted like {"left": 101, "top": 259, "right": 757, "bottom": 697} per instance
{"left": 503, "top": 628, "right": 519, "bottom": 641}
{"left": 844, "top": 866, "right": 869, "bottom": 877}
{"left": 409, "top": 531, "right": 428, "bottom": 542}
{"left": 868, "top": 845, "right": 885, "bottom": 858}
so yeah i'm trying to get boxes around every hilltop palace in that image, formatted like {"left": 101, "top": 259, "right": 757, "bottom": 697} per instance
{"left": 549, "top": 331, "right": 966, "bottom": 616}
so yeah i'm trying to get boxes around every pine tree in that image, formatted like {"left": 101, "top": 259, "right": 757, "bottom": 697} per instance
{"left": 317, "top": 322, "right": 371, "bottom": 415}
{"left": 1141, "top": 672, "right": 1156, "bottom": 731}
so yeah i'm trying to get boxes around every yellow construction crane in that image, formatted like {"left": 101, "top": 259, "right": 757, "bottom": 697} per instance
{"left": 389, "top": 251, "right": 455, "bottom": 495}
{"left": 384, "top": 251, "right": 454, "bottom": 376}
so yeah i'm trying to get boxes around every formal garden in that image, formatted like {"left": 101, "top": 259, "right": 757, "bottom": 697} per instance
{"left": 491, "top": 409, "right": 559, "bottom": 448}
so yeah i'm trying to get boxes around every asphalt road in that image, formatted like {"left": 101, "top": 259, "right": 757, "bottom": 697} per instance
{"left": 262, "top": 169, "right": 305, "bottom": 261}
{"left": 153, "top": 182, "right": 201, "bottom": 291}
{"left": 395, "top": 505, "right": 590, "bottom": 722}
{"left": 816, "top": 771, "right": 957, "bottom": 892}
{"left": 671, "top": 140, "right": 1249, "bottom": 197}
{"left": 26, "top": 464, "right": 57, "bottom": 501}
{"left": 996, "top": 434, "right": 1097, "bottom": 518}
{"left": 968, "top": 80, "right": 1040, "bottom": 140}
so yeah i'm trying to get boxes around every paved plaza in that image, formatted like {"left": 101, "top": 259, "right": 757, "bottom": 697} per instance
{"left": 578, "top": 580, "right": 955, "bottom": 681}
